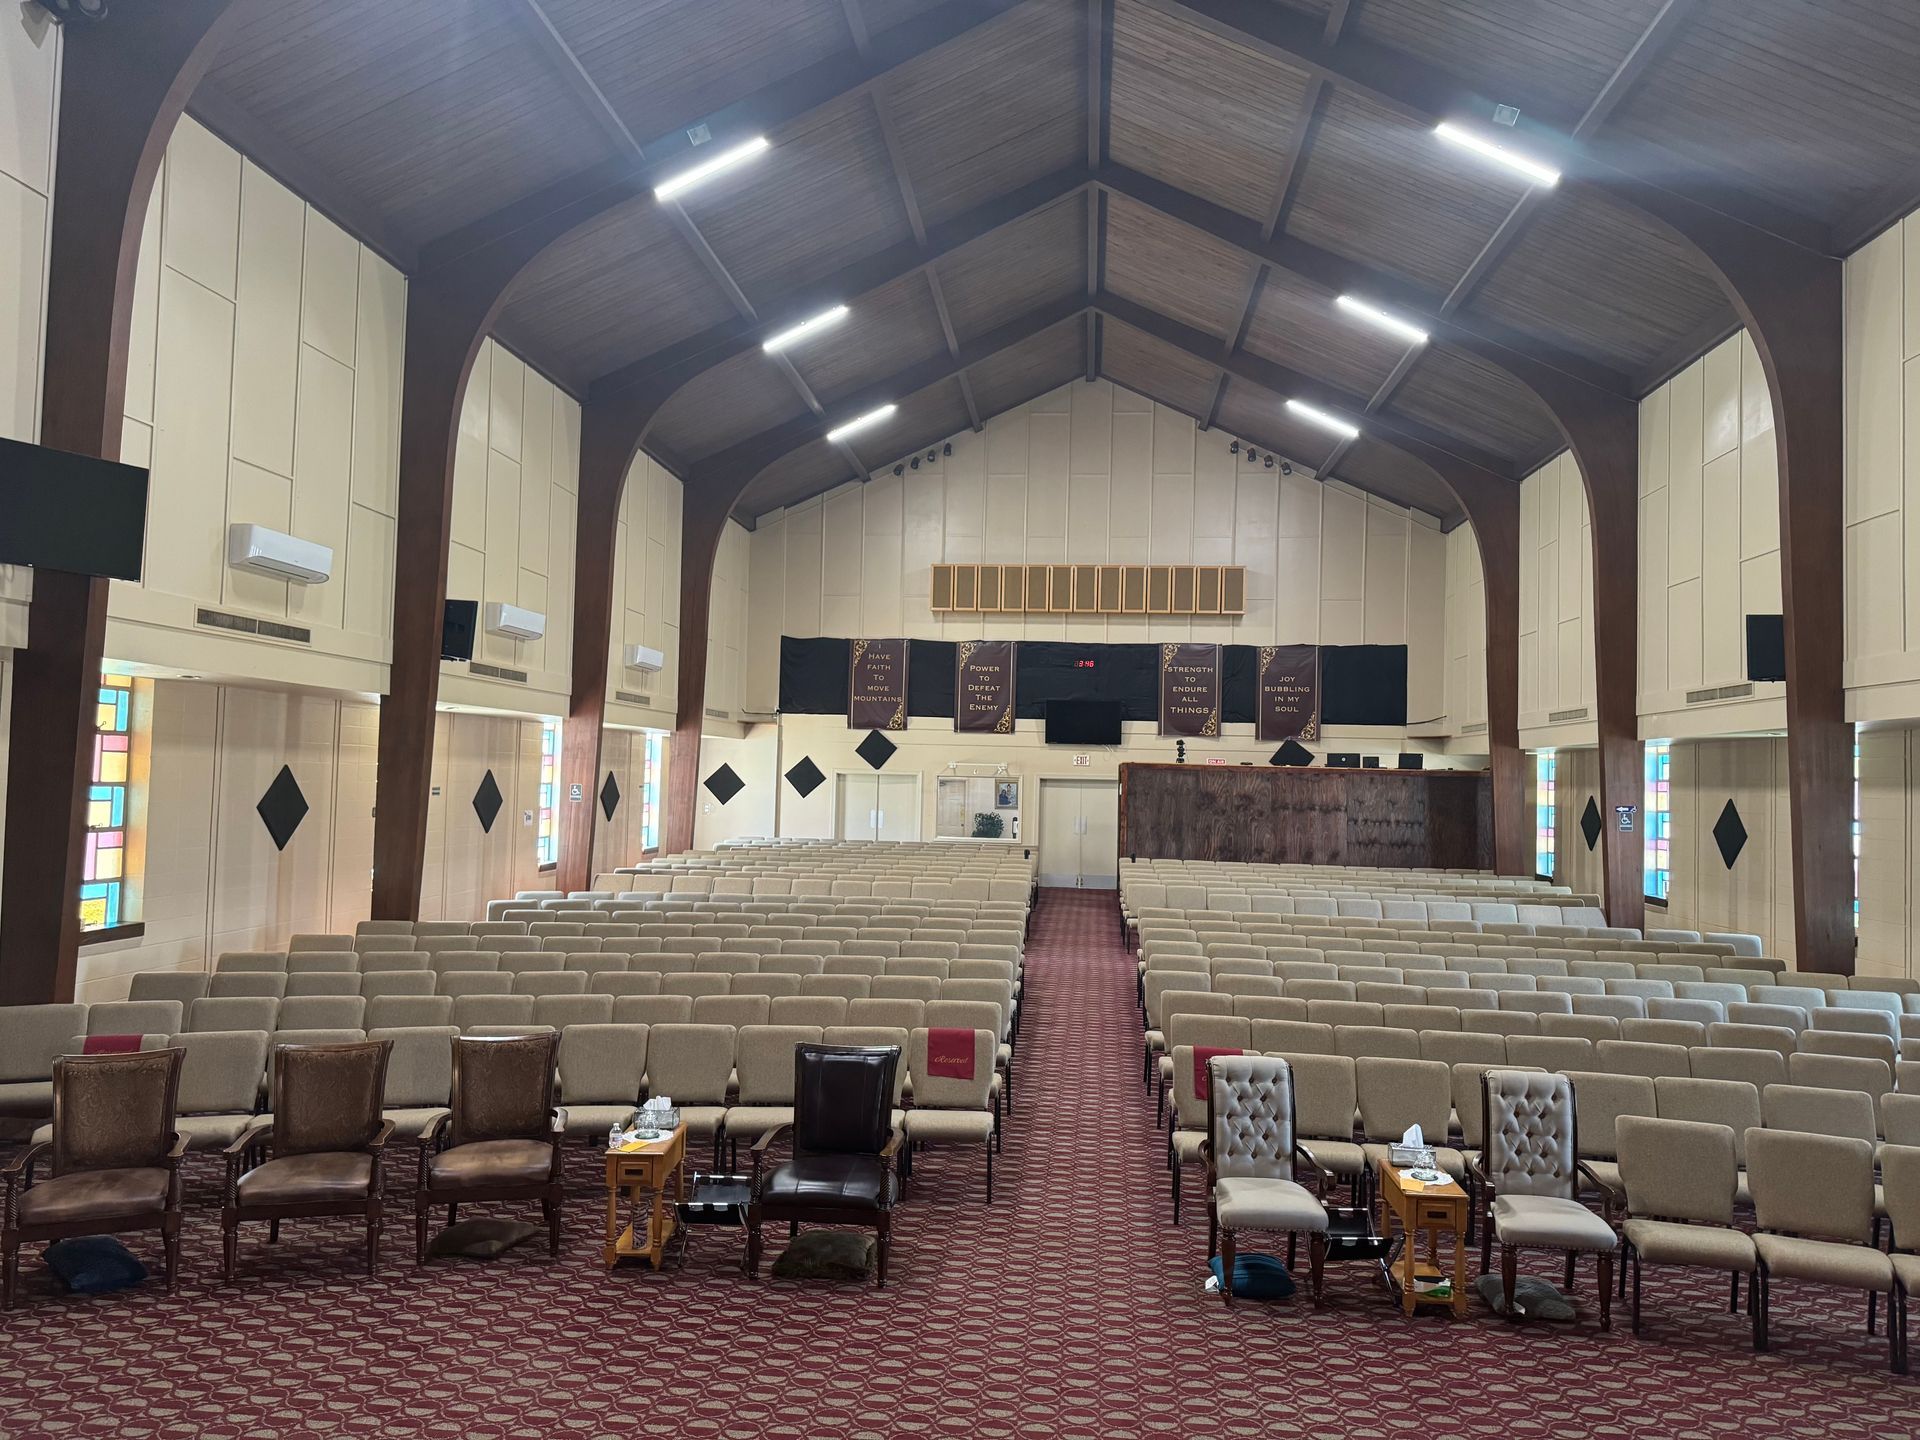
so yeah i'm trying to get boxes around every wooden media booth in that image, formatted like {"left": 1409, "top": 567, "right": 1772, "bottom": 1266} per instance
{"left": 1117, "top": 764, "right": 1493, "bottom": 869}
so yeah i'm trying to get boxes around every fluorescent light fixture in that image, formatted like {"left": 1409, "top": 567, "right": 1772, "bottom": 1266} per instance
{"left": 763, "top": 304, "right": 850, "bottom": 354}
{"left": 826, "top": 404, "right": 896, "bottom": 444}
{"left": 1434, "top": 121, "right": 1560, "bottom": 187}
{"left": 1335, "top": 294, "right": 1429, "bottom": 346}
{"left": 654, "top": 136, "right": 770, "bottom": 202}
{"left": 1286, "top": 399, "right": 1360, "bottom": 440}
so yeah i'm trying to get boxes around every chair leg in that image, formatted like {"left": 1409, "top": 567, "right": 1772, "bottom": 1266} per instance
{"left": 447, "top": 1203, "right": 458, "bottom": 1227}
{"left": 1630, "top": 1245, "right": 1642, "bottom": 1335}
{"left": 984, "top": 1142, "right": 993, "bottom": 1204}
{"left": 367, "top": 1200, "right": 381, "bottom": 1277}
{"left": 1897, "top": 1285, "right": 1910, "bottom": 1376}
{"left": 746, "top": 1206, "right": 762, "bottom": 1278}
{"left": 1564, "top": 1250, "right": 1576, "bottom": 1292}
{"left": 1171, "top": 1154, "right": 1182, "bottom": 1225}
{"left": 1501, "top": 1244, "right": 1519, "bottom": 1321}
{"left": 269, "top": 1218, "right": 280, "bottom": 1244}
{"left": 1207, "top": 1205, "right": 1218, "bottom": 1261}
{"left": 1752, "top": 1263, "right": 1769, "bottom": 1351}
{"left": 1, "top": 1237, "right": 15, "bottom": 1310}
{"left": 1287, "top": 1231, "right": 1297, "bottom": 1269}
{"left": 414, "top": 1191, "right": 430, "bottom": 1265}
{"left": 875, "top": 1213, "right": 890, "bottom": 1290}
{"left": 1597, "top": 1251, "right": 1613, "bottom": 1332}
{"left": 1480, "top": 1206, "right": 1494, "bottom": 1275}
{"left": 1219, "top": 1228, "right": 1235, "bottom": 1305}
{"left": 163, "top": 1216, "right": 180, "bottom": 1294}
{"left": 545, "top": 1191, "right": 561, "bottom": 1258}
{"left": 222, "top": 1214, "right": 239, "bottom": 1282}
{"left": 1309, "top": 1231, "right": 1327, "bottom": 1306}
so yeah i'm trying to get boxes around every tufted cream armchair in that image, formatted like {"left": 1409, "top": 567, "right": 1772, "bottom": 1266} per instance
{"left": 1202, "top": 1054, "right": 1334, "bottom": 1304}
{"left": 1473, "top": 1068, "right": 1619, "bottom": 1327}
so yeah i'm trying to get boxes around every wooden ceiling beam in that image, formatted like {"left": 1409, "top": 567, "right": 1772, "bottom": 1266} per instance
{"left": 1133, "top": 0, "right": 1833, "bottom": 257}
{"left": 507, "top": 0, "right": 646, "bottom": 164}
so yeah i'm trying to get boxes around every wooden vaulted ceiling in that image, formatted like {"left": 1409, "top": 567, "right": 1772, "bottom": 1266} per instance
{"left": 191, "top": 0, "right": 1920, "bottom": 529}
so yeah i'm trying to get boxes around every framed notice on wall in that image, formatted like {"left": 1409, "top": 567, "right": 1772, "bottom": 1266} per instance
{"left": 1158, "top": 643, "right": 1221, "bottom": 737}
{"left": 954, "top": 640, "right": 1015, "bottom": 733}
{"left": 848, "top": 638, "right": 909, "bottom": 730}
{"left": 1256, "top": 645, "right": 1319, "bottom": 742}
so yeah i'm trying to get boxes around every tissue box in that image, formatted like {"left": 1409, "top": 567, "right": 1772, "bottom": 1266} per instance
{"left": 1389, "top": 1143, "right": 1436, "bottom": 1169}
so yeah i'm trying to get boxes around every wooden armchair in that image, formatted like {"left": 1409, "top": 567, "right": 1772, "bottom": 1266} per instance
{"left": 2, "top": 1048, "right": 186, "bottom": 1308}
{"left": 746, "top": 1043, "right": 902, "bottom": 1287}
{"left": 222, "top": 1040, "right": 394, "bottom": 1280}
{"left": 414, "top": 1033, "right": 566, "bottom": 1263}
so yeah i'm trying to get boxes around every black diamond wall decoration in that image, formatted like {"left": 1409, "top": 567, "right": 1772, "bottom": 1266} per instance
{"left": 1579, "top": 797, "right": 1602, "bottom": 852}
{"left": 599, "top": 771, "right": 621, "bottom": 821}
{"left": 855, "top": 730, "right": 897, "bottom": 770}
{"left": 1271, "top": 740, "right": 1314, "bottom": 767}
{"left": 472, "top": 769, "right": 503, "bottom": 833}
{"left": 785, "top": 756, "right": 826, "bottom": 797}
{"left": 704, "top": 764, "right": 744, "bottom": 805}
{"left": 1714, "top": 800, "right": 1748, "bottom": 869}
{"left": 256, "top": 765, "right": 309, "bottom": 852}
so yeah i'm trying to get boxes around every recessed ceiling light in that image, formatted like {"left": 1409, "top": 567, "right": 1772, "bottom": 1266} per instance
{"left": 763, "top": 304, "right": 850, "bottom": 354}
{"left": 1433, "top": 121, "right": 1560, "bottom": 188}
{"left": 1335, "top": 294, "right": 1429, "bottom": 346}
{"left": 826, "top": 404, "right": 896, "bottom": 443}
{"left": 1287, "top": 399, "right": 1360, "bottom": 440}
{"left": 654, "top": 136, "right": 770, "bottom": 202}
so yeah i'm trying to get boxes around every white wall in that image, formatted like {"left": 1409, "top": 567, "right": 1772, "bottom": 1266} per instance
{"left": 693, "top": 728, "right": 777, "bottom": 849}
{"left": 1844, "top": 212, "right": 1920, "bottom": 723}
{"left": 443, "top": 335, "right": 580, "bottom": 714}
{"left": 1441, "top": 524, "right": 1485, "bottom": 738}
{"left": 111, "top": 117, "right": 405, "bottom": 694}
{"left": 606, "top": 453, "right": 680, "bottom": 725}
{"left": 1638, "top": 332, "right": 1784, "bottom": 735}
{"left": 1517, "top": 451, "right": 1597, "bottom": 745}
{"left": 745, "top": 378, "right": 1449, "bottom": 721}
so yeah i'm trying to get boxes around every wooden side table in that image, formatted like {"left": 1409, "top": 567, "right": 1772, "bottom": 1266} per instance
{"left": 602, "top": 1125, "right": 687, "bottom": 1269}
{"left": 1374, "top": 1157, "right": 1469, "bottom": 1316}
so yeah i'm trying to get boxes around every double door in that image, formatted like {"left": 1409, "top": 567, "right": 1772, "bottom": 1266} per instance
{"left": 1037, "top": 778, "right": 1119, "bottom": 889}
{"left": 836, "top": 773, "right": 920, "bottom": 841}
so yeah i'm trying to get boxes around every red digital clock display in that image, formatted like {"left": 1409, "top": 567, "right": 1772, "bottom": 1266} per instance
{"left": 1074, "top": 659, "right": 1095, "bottom": 669}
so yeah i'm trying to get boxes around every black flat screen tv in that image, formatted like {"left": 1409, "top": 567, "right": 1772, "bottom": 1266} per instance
{"left": 441, "top": 600, "right": 479, "bottom": 662}
{"left": 0, "top": 436, "right": 148, "bottom": 581}
{"left": 1045, "top": 699, "right": 1122, "bottom": 745}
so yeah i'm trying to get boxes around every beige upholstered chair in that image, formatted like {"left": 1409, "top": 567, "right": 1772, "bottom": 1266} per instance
{"left": 1475, "top": 1068, "right": 1618, "bottom": 1327}
{"left": 555, "top": 1024, "right": 648, "bottom": 1139}
{"left": 1615, "top": 1115, "right": 1756, "bottom": 1335}
{"left": 1355, "top": 1057, "right": 1467, "bottom": 1197}
{"left": 1203, "top": 1054, "right": 1331, "bottom": 1304}
{"left": 1881, "top": 1143, "right": 1920, "bottom": 1372}
{"left": 369, "top": 1026, "right": 455, "bottom": 1139}
{"left": 643, "top": 1024, "right": 735, "bottom": 1168}
{"left": 901, "top": 1027, "right": 998, "bottom": 1200}
{"left": 222, "top": 1040, "right": 393, "bottom": 1279}
{"left": 723, "top": 1025, "right": 823, "bottom": 1164}
{"left": 1747, "top": 1127, "right": 1896, "bottom": 1369}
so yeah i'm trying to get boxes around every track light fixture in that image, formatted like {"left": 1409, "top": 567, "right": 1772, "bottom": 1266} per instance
{"left": 1280, "top": 461, "right": 1293, "bottom": 476}
{"left": 1264, "top": 454, "right": 1275, "bottom": 469}
{"left": 825, "top": 404, "right": 896, "bottom": 443}
{"left": 1286, "top": 399, "right": 1361, "bottom": 440}
{"left": 893, "top": 464, "right": 904, "bottom": 476}
{"left": 1229, "top": 440, "right": 1240, "bottom": 456}
{"left": 654, "top": 136, "right": 770, "bottom": 202}
{"left": 1433, "top": 121, "right": 1560, "bottom": 188}
{"left": 943, "top": 443, "right": 952, "bottom": 457}
{"left": 910, "top": 456, "right": 921, "bottom": 469}
{"left": 762, "top": 304, "right": 849, "bottom": 354}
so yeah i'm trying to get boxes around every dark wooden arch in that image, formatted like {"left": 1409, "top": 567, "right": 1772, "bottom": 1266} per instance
{"left": 0, "top": 0, "right": 247, "bottom": 1004}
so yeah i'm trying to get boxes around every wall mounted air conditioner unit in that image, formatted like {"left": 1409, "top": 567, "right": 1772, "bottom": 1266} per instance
{"left": 625, "top": 643, "right": 665, "bottom": 673}
{"left": 484, "top": 602, "right": 546, "bottom": 641}
{"left": 226, "top": 524, "right": 333, "bottom": 584}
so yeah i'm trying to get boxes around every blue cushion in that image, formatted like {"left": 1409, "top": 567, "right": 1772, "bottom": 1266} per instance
{"left": 1210, "top": 1252, "right": 1295, "bottom": 1300}
{"left": 44, "top": 1236, "right": 147, "bottom": 1294}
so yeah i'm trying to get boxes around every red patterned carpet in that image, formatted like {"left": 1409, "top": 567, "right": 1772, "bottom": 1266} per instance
{"left": 2, "top": 888, "right": 1914, "bottom": 1436}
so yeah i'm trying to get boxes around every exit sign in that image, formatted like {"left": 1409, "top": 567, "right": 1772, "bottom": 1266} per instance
{"left": 1071, "top": 753, "right": 1091, "bottom": 766}
{"left": 1205, "top": 757, "right": 1227, "bottom": 765}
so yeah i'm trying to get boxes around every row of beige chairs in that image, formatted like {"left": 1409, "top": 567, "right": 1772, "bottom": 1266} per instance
{"left": 1144, "top": 950, "right": 1781, "bottom": 989}
{"left": 1141, "top": 921, "right": 1744, "bottom": 960}
{"left": 203, "top": 948, "right": 1019, "bottom": 982}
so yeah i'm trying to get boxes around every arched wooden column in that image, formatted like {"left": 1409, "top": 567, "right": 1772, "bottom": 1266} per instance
{"left": 0, "top": 0, "right": 241, "bottom": 1004}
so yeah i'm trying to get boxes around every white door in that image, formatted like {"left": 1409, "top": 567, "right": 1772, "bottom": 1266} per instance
{"left": 1038, "top": 779, "right": 1121, "bottom": 889}
{"left": 837, "top": 774, "right": 879, "bottom": 840}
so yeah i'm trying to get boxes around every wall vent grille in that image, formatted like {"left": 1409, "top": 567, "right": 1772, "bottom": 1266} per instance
{"left": 615, "top": 690, "right": 652, "bottom": 706}
{"left": 468, "top": 662, "right": 528, "bottom": 683}
{"left": 195, "top": 608, "right": 312, "bottom": 644}
{"left": 1460, "top": 721, "right": 1488, "bottom": 735}
{"left": 1547, "top": 706, "right": 1590, "bottom": 723}
{"left": 1685, "top": 682, "right": 1754, "bottom": 704}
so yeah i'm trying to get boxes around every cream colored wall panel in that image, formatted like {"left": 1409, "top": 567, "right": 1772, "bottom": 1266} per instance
{"left": 228, "top": 163, "right": 303, "bottom": 476}
{"left": 479, "top": 449, "right": 521, "bottom": 664}
{"left": 1108, "top": 411, "right": 1152, "bottom": 538}
{"left": 1555, "top": 460, "right": 1584, "bottom": 620}
{"left": 519, "top": 453, "right": 552, "bottom": 576}
{"left": 820, "top": 594, "right": 860, "bottom": 636}
{"left": 1667, "top": 366, "right": 1703, "bottom": 586}
{"left": 488, "top": 345, "right": 524, "bottom": 462}
{"left": 861, "top": 533, "right": 903, "bottom": 635}
{"left": 1517, "top": 474, "right": 1539, "bottom": 637}
{"left": 1112, "top": 384, "right": 1151, "bottom": 414}
{"left": 1151, "top": 403, "right": 1194, "bottom": 476}
{"left": 1905, "top": 214, "right": 1920, "bottom": 362}
{"left": 516, "top": 569, "right": 548, "bottom": 672}
{"left": 1361, "top": 503, "right": 1407, "bottom": 644}
{"left": 121, "top": 418, "right": 151, "bottom": 468}
{"left": 0, "top": 10, "right": 58, "bottom": 195}
{"left": 1149, "top": 470, "right": 1193, "bottom": 563}
{"left": 1701, "top": 336, "right": 1741, "bottom": 462}
{"left": 821, "top": 489, "right": 863, "bottom": 594}
{"left": 552, "top": 391, "right": 580, "bottom": 494}
{"left": 545, "top": 483, "right": 576, "bottom": 678}
{"left": 1847, "top": 225, "right": 1905, "bottom": 524}
{"left": 1738, "top": 334, "right": 1779, "bottom": 559}
{"left": 1318, "top": 487, "right": 1364, "bottom": 602}
{"left": 942, "top": 428, "right": 983, "bottom": 538}
{"left": 1406, "top": 523, "right": 1447, "bottom": 722}
{"left": 1638, "top": 384, "right": 1670, "bottom": 499}
{"left": 298, "top": 207, "right": 358, "bottom": 367}
{"left": 326, "top": 699, "right": 377, "bottom": 933}
{"left": 446, "top": 541, "right": 484, "bottom": 622}
{"left": 344, "top": 504, "right": 395, "bottom": 647}
{"left": 287, "top": 345, "right": 353, "bottom": 631}
{"left": 783, "top": 505, "right": 824, "bottom": 637}
{"left": 1272, "top": 535, "right": 1319, "bottom": 641}
{"left": 1027, "top": 411, "right": 1069, "bottom": 536}
{"left": 1065, "top": 471, "right": 1109, "bottom": 561}
{"left": 1536, "top": 541, "right": 1559, "bottom": 705}
{"left": 1906, "top": 359, "right": 1920, "bottom": 661}
{"left": 208, "top": 688, "right": 338, "bottom": 942}
{"left": 863, "top": 471, "right": 904, "bottom": 535}
{"left": 1193, "top": 432, "right": 1235, "bottom": 541}
{"left": 147, "top": 268, "right": 235, "bottom": 603}
{"left": 520, "top": 364, "right": 554, "bottom": 489}
{"left": 1069, "top": 376, "right": 1112, "bottom": 471}
{"left": 985, "top": 470, "right": 1026, "bottom": 554}
{"left": 1319, "top": 598, "right": 1363, "bottom": 646}
{"left": 1666, "top": 576, "right": 1703, "bottom": 692}
{"left": 1276, "top": 471, "right": 1319, "bottom": 539}
{"left": 1556, "top": 618, "right": 1582, "bottom": 709}
{"left": 0, "top": 174, "right": 47, "bottom": 443}
{"left": 1850, "top": 511, "right": 1905, "bottom": 660}
{"left": 1639, "top": 489, "right": 1668, "bottom": 697}
{"left": 349, "top": 249, "right": 404, "bottom": 516}
{"left": 124, "top": 172, "right": 163, "bottom": 430}
{"left": 160, "top": 117, "right": 240, "bottom": 301}
{"left": 1700, "top": 450, "right": 1743, "bottom": 684}
{"left": 1740, "top": 553, "right": 1781, "bottom": 619}
{"left": 986, "top": 406, "right": 1027, "bottom": 474}
{"left": 451, "top": 345, "right": 490, "bottom": 551}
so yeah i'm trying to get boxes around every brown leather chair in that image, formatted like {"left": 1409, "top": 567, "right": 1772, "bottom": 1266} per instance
{"left": 2, "top": 1047, "right": 186, "bottom": 1307}
{"left": 221, "top": 1040, "right": 394, "bottom": 1280}
{"left": 746, "top": 1043, "right": 901, "bottom": 1287}
{"left": 414, "top": 1033, "right": 565, "bottom": 1263}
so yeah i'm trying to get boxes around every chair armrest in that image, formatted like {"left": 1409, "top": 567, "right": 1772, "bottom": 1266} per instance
{"left": 1575, "top": 1160, "right": 1618, "bottom": 1224}
{"left": 365, "top": 1119, "right": 396, "bottom": 1152}
{"left": 165, "top": 1130, "right": 189, "bottom": 1163}
{"left": 750, "top": 1122, "right": 792, "bottom": 1156}
{"left": 879, "top": 1131, "right": 902, "bottom": 1162}
{"left": 415, "top": 1112, "right": 449, "bottom": 1148}
{"left": 222, "top": 1122, "right": 274, "bottom": 1159}
{"left": 549, "top": 1109, "right": 568, "bottom": 1138}
{"left": 1293, "top": 1142, "right": 1337, "bottom": 1196}
{"left": 2, "top": 1140, "right": 50, "bottom": 1178}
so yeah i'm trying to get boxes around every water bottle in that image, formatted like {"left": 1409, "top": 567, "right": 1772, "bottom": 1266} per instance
{"left": 608, "top": 1119, "right": 625, "bottom": 1150}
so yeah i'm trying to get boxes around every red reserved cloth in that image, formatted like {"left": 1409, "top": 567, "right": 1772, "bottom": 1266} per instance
{"left": 926, "top": 1027, "right": 976, "bottom": 1080}
{"left": 82, "top": 1034, "right": 143, "bottom": 1054}
{"left": 1193, "top": 1046, "right": 1243, "bottom": 1096}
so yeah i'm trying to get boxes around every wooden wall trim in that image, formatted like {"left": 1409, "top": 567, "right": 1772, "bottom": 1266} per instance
{"left": 0, "top": 0, "right": 242, "bottom": 1005}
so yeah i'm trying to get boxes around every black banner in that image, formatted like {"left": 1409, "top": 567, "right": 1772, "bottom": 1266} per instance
{"left": 1159, "top": 643, "right": 1221, "bottom": 737}
{"left": 1256, "top": 644, "right": 1319, "bottom": 742}
{"left": 848, "top": 638, "right": 909, "bottom": 730}
{"left": 954, "top": 640, "right": 1016, "bottom": 733}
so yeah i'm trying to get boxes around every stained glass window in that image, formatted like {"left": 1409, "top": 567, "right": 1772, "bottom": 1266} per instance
{"left": 641, "top": 733, "right": 664, "bottom": 852}
{"left": 81, "top": 675, "right": 139, "bottom": 931}
{"left": 1535, "top": 751, "right": 1557, "bottom": 882}
{"left": 1644, "top": 740, "right": 1672, "bottom": 903}
{"left": 537, "top": 720, "right": 560, "bottom": 866}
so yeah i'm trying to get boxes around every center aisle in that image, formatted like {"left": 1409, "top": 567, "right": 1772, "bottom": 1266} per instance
{"left": 7, "top": 888, "right": 1915, "bottom": 1436}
